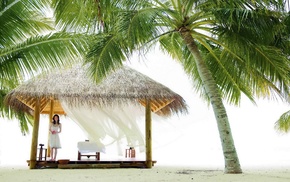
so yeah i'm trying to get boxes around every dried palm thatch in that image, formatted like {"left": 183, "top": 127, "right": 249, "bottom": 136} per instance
{"left": 5, "top": 64, "right": 188, "bottom": 117}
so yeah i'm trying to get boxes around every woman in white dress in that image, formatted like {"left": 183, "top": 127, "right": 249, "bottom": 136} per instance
{"left": 49, "top": 114, "right": 62, "bottom": 161}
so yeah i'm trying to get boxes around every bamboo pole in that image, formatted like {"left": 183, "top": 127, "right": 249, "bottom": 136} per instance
{"left": 47, "top": 98, "right": 54, "bottom": 157}
{"left": 29, "top": 98, "right": 41, "bottom": 169}
{"left": 145, "top": 99, "right": 152, "bottom": 168}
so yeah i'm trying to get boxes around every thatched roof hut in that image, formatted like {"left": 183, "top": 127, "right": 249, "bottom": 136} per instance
{"left": 5, "top": 65, "right": 187, "bottom": 116}
{"left": 5, "top": 64, "right": 188, "bottom": 169}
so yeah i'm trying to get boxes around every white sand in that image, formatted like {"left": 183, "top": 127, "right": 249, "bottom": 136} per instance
{"left": 0, "top": 165, "right": 290, "bottom": 182}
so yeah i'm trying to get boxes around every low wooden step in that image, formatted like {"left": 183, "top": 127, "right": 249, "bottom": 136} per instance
{"left": 58, "top": 163, "right": 120, "bottom": 169}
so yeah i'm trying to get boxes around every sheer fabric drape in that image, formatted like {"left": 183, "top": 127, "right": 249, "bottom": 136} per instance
{"left": 61, "top": 100, "right": 146, "bottom": 155}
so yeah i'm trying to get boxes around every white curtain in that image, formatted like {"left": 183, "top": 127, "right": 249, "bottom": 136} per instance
{"left": 60, "top": 100, "right": 146, "bottom": 156}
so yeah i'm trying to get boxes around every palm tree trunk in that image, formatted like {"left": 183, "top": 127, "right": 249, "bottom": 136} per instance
{"left": 179, "top": 28, "right": 242, "bottom": 173}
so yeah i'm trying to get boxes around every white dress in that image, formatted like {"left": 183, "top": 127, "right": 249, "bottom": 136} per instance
{"left": 49, "top": 124, "right": 61, "bottom": 148}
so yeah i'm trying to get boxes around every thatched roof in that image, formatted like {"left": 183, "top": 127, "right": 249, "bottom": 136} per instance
{"left": 5, "top": 65, "right": 188, "bottom": 116}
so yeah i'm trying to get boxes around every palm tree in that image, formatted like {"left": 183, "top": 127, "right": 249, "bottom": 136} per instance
{"left": 0, "top": 0, "right": 92, "bottom": 134}
{"left": 71, "top": 0, "right": 289, "bottom": 173}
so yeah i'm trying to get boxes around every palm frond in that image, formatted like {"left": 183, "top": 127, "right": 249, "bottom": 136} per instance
{"left": 275, "top": 110, "right": 290, "bottom": 133}
{"left": 51, "top": 0, "right": 100, "bottom": 33}
{"left": 0, "top": 0, "right": 53, "bottom": 47}
{"left": 117, "top": 7, "right": 162, "bottom": 48}
{"left": 208, "top": 6, "right": 290, "bottom": 101}
{"left": 0, "top": 87, "right": 33, "bottom": 135}
{"left": 0, "top": 32, "right": 92, "bottom": 80}
{"left": 159, "top": 32, "right": 184, "bottom": 60}
{"left": 85, "top": 34, "right": 128, "bottom": 82}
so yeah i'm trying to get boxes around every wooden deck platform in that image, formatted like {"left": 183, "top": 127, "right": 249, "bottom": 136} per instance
{"left": 27, "top": 160, "right": 157, "bottom": 169}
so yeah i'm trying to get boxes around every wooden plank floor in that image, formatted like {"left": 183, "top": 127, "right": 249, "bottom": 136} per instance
{"left": 28, "top": 160, "right": 157, "bottom": 169}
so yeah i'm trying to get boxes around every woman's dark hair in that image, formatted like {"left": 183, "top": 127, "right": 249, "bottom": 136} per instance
{"left": 52, "top": 114, "right": 60, "bottom": 125}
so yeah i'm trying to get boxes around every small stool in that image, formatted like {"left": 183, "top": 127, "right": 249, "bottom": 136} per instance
{"left": 125, "top": 148, "right": 136, "bottom": 158}
{"left": 38, "top": 144, "right": 47, "bottom": 161}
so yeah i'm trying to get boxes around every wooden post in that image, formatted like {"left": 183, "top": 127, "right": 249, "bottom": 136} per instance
{"left": 47, "top": 98, "right": 54, "bottom": 157}
{"left": 145, "top": 99, "right": 152, "bottom": 168}
{"left": 29, "top": 98, "right": 41, "bottom": 169}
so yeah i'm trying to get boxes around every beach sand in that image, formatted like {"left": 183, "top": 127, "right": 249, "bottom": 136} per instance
{"left": 1, "top": 165, "right": 290, "bottom": 182}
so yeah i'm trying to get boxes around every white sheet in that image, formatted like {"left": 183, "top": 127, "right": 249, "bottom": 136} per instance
{"left": 77, "top": 141, "right": 105, "bottom": 153}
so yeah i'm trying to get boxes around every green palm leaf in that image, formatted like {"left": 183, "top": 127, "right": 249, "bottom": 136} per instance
{"left": 0, "top": 32, "right": 92, "bottom": 79}
{"left": 85, "top": 34, "right": 128, "bottom": 82}
{"left": 0, "top": 0, "right": 53, "bottom": 46}
{"left": 275, "top": 111, "right": 290, "bottom": 133}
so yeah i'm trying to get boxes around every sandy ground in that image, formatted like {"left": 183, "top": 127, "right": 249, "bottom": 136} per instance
{"left": 1, "top": 165, "right": 290, "bottom": 182}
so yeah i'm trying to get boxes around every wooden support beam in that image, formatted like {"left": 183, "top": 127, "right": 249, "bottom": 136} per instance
{"left": 29, "top": 98, "right": 40, "bottom": 169}
{"left": 145, "top": 99, "right": 152, "bottom": 168}
{"left": 47, "top": 98, "right": 54, "bottom": 157}
{"left": 139, "top": 98, "right": 174, "bottom": 113}
{"left": 16, "top": 96, "right": 49, "bottom": 112}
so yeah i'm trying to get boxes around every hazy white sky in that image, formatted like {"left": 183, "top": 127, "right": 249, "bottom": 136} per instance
{"left": 1, "top": 50, "right": 290, "bottom": 169}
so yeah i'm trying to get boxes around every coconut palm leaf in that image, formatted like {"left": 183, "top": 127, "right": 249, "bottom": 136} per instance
{"left": 51, "top": 0, "right": 100, "bottom": 33}
{"left": 275, "top": 110, "right": 290, "bottom": 133}
{"left": 0, "top": 32, "right": 92, "bottom": 79}
{"left": 0, "top": 0, "right": 53, "bottom": 46}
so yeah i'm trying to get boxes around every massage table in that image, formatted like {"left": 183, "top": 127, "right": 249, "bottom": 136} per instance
{"left": 77, "top": 141, "right": 103, "bottom": 160}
